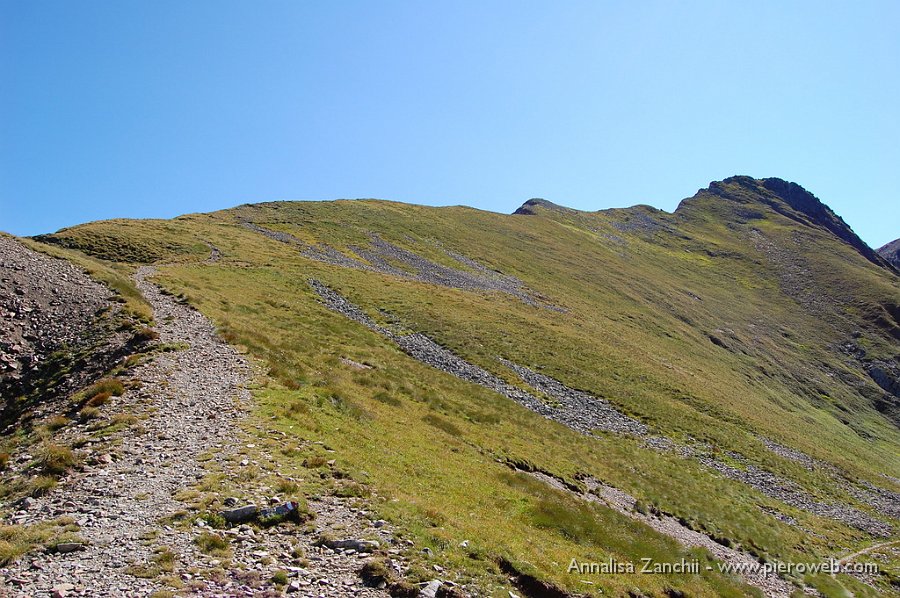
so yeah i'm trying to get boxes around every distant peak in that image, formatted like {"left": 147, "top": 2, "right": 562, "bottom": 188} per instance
{"left": 693, "top": 176, "right": 892, "bottom": 271}
{"left": 513, "top": 198, "right": 575, "bottom": 216}
{"left": 878, "top": 238, "right": 900, "bottom": 270}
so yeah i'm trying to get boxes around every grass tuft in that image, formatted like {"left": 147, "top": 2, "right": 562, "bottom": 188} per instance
{"left": 85, "top": 392, "right": 111, "bottom": 408}
{"left": 194, "top": 532, "right": 230, "bottom": 556}
{"left": 36, "top": 443, "right": 78, "bottom": 476}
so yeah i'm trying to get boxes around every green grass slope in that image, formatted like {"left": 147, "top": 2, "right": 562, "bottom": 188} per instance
{"left": 32, "top": 177, "right": 900, "bottom": 597}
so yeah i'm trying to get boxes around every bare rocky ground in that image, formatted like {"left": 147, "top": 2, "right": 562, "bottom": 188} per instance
{"left": 0, "top": 237, "right": 129, "bottom": 416}
{"left": 1, "top": 266, "right": 398, "bottom": 597}
{"left": 0, "top": 237, "right": 109, "bottom": 379}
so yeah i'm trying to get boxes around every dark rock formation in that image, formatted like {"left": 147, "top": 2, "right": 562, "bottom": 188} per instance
{"left": 877, "top": 238, "right": 900, "bottom": 270}
{"left": 699, "top": 176, "right": 892, "bottom": 271}
{"left": 513, "top": 198, "right": 575, "bottom": 216}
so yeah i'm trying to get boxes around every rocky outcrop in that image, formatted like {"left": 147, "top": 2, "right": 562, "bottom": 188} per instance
{"left": 838, "top": 339, "right": 900, "bottom": 426}
{"left": 695, "top": 176, "right": 893, "bottom": 271}
{"left": 877, "top": 238, "right": 900, "bottom": 270}
{"left": 512, "top": 198, "right": 575, "bottom": 216}
{"left": 760, "top": 177, "right": 892, "bottom": 269}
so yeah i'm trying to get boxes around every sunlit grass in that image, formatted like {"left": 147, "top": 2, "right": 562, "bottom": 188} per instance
{"left": 29, "top": 189, "right": 900, "bottom": 596}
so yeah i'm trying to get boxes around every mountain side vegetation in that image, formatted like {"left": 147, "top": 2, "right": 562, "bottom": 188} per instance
{"left": 24, "top": 176, "right": 900, "bottom": 597}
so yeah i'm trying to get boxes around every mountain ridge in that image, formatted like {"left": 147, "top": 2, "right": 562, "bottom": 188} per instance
{"left": 2, "top": 176, "right": 899, "bottom": 597}
{"left": 514, "top": 176, "right": 895, "bottom": 273}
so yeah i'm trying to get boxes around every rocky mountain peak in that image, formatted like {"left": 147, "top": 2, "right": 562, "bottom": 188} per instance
{"left": 512, "top": 198, "right": 575, "bottom": 216}
{"left": 702, "top": 176, "right": 893, "bottom": 271}
{"left": 878, "top": 238, "right": 900, "bottom": 270}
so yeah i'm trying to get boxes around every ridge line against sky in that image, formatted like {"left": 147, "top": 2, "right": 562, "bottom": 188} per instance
{"left": 1, "top": 1, "right": 898, "bottom": 247}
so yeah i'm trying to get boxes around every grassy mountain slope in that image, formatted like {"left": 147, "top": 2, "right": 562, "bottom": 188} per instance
{"left": 31, "top": 177, "right": 900, "bottom": 596}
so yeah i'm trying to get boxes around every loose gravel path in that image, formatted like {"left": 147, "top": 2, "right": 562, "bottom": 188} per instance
{"left": 2, "top": 266, "right": 251, "bottom": 595}
{"left": 1, "top": 268, "right": 394, "bottom": 597}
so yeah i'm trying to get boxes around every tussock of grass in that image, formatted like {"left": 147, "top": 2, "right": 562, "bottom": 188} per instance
{"left": 127, "top": 546, "right": 177, "bottom": 578}
{"left": 132, "top": 327, "right": 159, "bottom": 343}
{"left": 85, "top": 392, "right": 111, "bottom": 408}
{"left": 302, "top": 455, "right": 328, "bottom": 468}
{"left": 26, "top": 475, "right": 58, "bottom": 497}
{"left": 78, "top": 406, "right": 100, "bottom": 421}
{"left": 85, "top": 378, "right": 124, "bottom": 399}
{"left": 0, "top": 518, "right": 83, "bottom": 565}
{"left": 194, "top": 532, "right": 230, "bottom": 556}
{"left": 43, "top": 415, "right": 70, "bottom": 432}
{"left": 275, "top": 478, "right": 300, "bottom": 495}
{"left": 110, "top": 413, "right": 139, "bottom": 426}
{"left": 37, "top": 443, "right": 77, "bottom": 476}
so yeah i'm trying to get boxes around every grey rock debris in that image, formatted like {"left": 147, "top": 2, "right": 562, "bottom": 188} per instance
{"left": 309, "top": 280, "right": 895, "bottom": 538}
{"left": 243, "top": 220, "right": 561, "bottom": 310}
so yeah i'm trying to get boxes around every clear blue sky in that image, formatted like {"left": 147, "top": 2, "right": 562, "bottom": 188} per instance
{"left": 1, "top": 1, "right": 898, "bottom": 247}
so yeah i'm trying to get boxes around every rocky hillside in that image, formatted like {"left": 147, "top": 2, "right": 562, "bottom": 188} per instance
{"left": 1, "top": 177, "right": 899, "bottom": 597}
{"left": 880, "top": 238, "right": 900, "bottom": 271}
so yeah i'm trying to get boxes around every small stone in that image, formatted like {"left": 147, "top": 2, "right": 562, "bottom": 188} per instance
{"left": 51, "top": 583, "right": 75, "bottom": 598}
{"left": 419, "top": 579, "right": 442, "bottom": 598}
{"left": 321, "top": 538, "right": 379, "bottom": 553}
